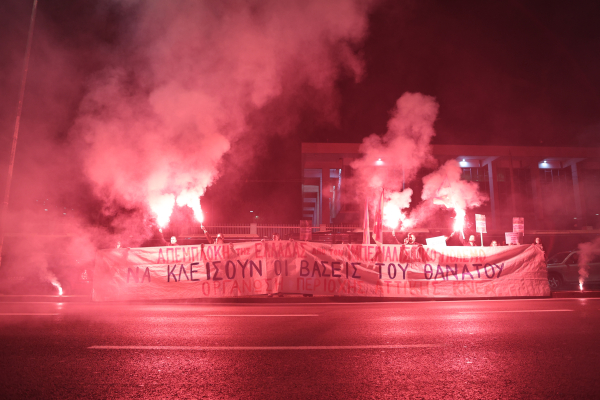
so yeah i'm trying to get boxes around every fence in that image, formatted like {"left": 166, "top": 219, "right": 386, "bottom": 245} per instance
{"left": 184, "top": 223, "right": 361, "bottom": 240}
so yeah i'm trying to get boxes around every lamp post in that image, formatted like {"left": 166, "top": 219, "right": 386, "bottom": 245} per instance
{"left": 0, "top": 0, "right": 38, "bottom": 267}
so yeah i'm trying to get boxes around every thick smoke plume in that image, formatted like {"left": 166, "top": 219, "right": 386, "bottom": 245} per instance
{"left": 411, "top": 159, "right": 488, "bottom": 228}
{"left": 351, "top": 92, "right": 487, "bottom": 231}
{"left": 577, "top": 237, "right": 600, "bottom": 287}
{"left": 73, "top": 0, "right": 373, "bottom": 237}
{"left": 351, "top": 92, "right": 438, "bottom": 228}
{"left": 1, "top": 0, "right": 377, "bottom": 294}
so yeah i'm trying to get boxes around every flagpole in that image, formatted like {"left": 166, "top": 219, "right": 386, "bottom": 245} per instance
{"left": 362, "top": 197, "right": 369, "bottom": 245}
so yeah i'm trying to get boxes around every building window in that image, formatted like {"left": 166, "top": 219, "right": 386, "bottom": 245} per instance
{"left": 461, "top": 167, "right": 490, "bottom": 196}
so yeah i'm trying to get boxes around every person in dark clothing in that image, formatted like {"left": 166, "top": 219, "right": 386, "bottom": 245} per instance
{"left": 460, "top": 234, "right": 477, "bottom": 246}
{"left": 406, "top": 233, "right": 419, "bottom": 245}
{"left": 202, "top": 226, "right": 224, "bottom": 244}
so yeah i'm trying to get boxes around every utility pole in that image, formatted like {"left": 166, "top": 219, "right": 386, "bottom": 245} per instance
{"left": 0, "top": 0, "right": 38, "bottom": 268}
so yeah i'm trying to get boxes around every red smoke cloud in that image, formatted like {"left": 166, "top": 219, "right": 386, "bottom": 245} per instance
{"left": 351, "top": 92, "right": 438, "bottom": 229}
{"left": 72, "top": 0, "right": 375, "bottom": 236}
{"left": 421, "top": 159, "right": 487, "bottom": 211}
{"left": 351, "top": 92, "right": 487, "bottom": 231}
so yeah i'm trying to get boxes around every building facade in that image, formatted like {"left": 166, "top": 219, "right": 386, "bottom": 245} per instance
{"left": 302, "top": 143, "right": 600, "bottom": 232}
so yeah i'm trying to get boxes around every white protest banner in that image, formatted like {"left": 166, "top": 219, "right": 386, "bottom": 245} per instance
{"left": 475, "top": 214, "right": 487, "bottom": 233}
{"left": 93, "top": 241, "right": 549, "bottom": 300}
{"left": 505, "top": 232, "right": 520, "bottom": 245}
{"left": 513, "top": 217, "right": 524, "bottom": 233}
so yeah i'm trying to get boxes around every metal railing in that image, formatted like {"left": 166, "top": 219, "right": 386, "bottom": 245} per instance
{"left": 183, "top": 223, "right": 362, "bottom": 239}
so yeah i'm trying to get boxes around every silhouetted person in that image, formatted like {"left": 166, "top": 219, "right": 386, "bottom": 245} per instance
{"left": 202, "top": 226, "right": 224, "bottom": 244}
{"left": 406, "top": 233, "right": 419, "bottom": 245}
{"left": 460, "top": 234, "right": 477, "bottom": 246}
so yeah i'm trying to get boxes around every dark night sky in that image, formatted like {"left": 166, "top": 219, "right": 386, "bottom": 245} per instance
{"left": 1, "top": 0, "right": 599, "bottom": 227}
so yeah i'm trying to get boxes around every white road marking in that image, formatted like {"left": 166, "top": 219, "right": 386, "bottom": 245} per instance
{"left": 459, "top": 309, "right": 573, "bottom": 314}
{"left": 0, "top": 313, "right": 59, "bottom": 316}
{"left": 89, "top": 344, "right": 440, "bottom": 351}
{"left": 202, "top": 314, "right": 319, "bottom": 317}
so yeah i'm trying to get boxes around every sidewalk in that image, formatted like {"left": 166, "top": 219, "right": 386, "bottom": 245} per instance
{"left": 1, "top": 291, "right": 599, "bottom": 303}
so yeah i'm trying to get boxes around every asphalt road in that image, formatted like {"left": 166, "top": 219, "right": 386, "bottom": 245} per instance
{"left": 1, "top": 298, "right": 599, "bottom": 399}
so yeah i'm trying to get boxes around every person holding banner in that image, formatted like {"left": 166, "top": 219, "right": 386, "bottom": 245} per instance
{"left": 406, "top": 233, "right": 419, "bottom": 245}
{"left": 202, "top": 226, "right": 225, "bottom": 244}
{"left": 461, "top": 234, "right": 477, "bottom": 246}
{"left": 446, "top": 230, "right": 475, "bottom": 246}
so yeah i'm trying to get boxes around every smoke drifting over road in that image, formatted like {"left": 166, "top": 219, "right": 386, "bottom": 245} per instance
{"left": 578, "top": 237, "right": 600, "bottom": 287}
{"left": 72, "top": 0, "right": 374, "bottom": 238}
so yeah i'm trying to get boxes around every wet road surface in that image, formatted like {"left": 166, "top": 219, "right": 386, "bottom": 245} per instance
{"left": 1, "top": 298, "right": 599, "bottom": 399}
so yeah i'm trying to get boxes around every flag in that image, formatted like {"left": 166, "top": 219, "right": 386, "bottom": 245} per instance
{"left": 432, "top": 176, "right": 451, "bottom": 207}
{"left": 362, "top": 196, "right": 370, "bottom": 245}
{"left": 373, "top": 188, "right": 384, "bottom": 244}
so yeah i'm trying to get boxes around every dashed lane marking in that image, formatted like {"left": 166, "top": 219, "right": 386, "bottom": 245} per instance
{"left": 0, "top": 313, "right": 59, "bottom": 316}
{"left": 89, "top": 344, "right": 441, "bottom": 351}
{"left": 459, "top": 309, "right": 573, "bottom": 313}
{"left": 202, "top": 314, "right": 319, "bottom": 317}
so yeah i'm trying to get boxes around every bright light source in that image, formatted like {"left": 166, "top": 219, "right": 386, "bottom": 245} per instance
{"left": 459, "top": 159, "right": 467, "bottom": 166}
{"left": 375, "top": 158, "right": 384, "bottom": 166}
{"left": 250, "top": 210, "right": 253, "bottom": 213}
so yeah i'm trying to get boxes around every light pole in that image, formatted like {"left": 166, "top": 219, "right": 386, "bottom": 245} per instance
{"left": 0, "top": 0, "right": 38, "bottom": 267}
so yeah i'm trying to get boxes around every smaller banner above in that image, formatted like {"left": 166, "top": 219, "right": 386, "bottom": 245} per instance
{"left": 475, "top": 214, "right": 487, "bottom": 234}
{"left": 426, "top": 236, "right": 447, "bottom": 248}
{"left": 513, "top": 217, "right": 524, "bottom": 233}
{"left": 505, "top": 232, "right": 520, "bottom": 245}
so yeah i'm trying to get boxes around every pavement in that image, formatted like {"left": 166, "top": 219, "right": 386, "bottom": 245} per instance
{"left": 2, "top": 298, "right": 600, "bottom": 399}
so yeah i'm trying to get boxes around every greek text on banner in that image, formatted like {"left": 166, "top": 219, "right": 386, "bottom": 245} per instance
{"left": 92, "top": 241, "right": 549, "bottom": 300}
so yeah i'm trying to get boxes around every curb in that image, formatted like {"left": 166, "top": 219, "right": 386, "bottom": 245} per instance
{"left": 550, "top": 291, "right": 600, "bottom": 298}
{"left": 1, "top": 292, "right": 599, "bottom": 303}
{"left": 0, "top": 295, "right": 92, "bottom": 303}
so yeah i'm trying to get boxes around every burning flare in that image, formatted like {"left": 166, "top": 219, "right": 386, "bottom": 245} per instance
{"left": 51, "top": 279, "right": 63, "bottom": 296}
{"left": 149, "top": 193, "right": 176, "bottom": 228}
{"left": 176, "top": 189, "right": 204, "bottom": 224}
{"left": 149, "top": 190, "right": 204, "bottom": 229}
{"left": 453, "top": 208, "right": 466, "bottom": 238}
{"left": 382, "top": 190, "right": 413, "bottom": 230}
{"left": 383, "top": 202, "right": 404, "bottom": 230}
